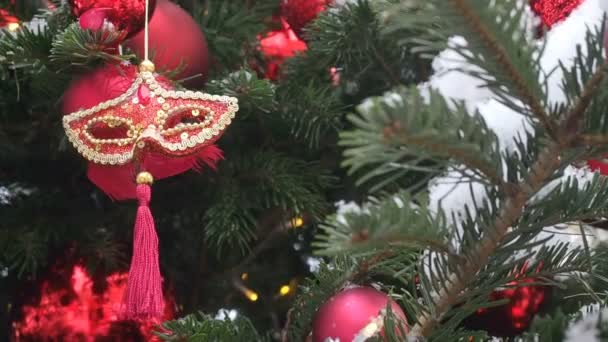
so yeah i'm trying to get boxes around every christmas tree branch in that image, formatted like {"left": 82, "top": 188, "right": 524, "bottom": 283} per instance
{"left": 407, "top": 58, "right": 608, "bottom": 339}
{"left": 564, "top": 62, "right": 608, "bottom": 137}
{"left": 448, "top": 0, "right": 558, "bottom": 140}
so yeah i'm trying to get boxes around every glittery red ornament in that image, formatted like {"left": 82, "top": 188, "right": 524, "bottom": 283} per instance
{"left": 258, "top": 18, "right": 307, "bottom": 80}
{"left": 68, "top": 0, "right": 156, "bottom": 39}
{"left": 281, "top": 0, "right": 331, "bottom": 39}
{"left": 12, "top": 264, "right": 175, "bottom": 340}
{"left": 126, "top": 0, "right": 209, "bottom": 88}
{"left": 468, "top": 279, "right": 548, "bottom": 336}
{"left": 312, "top": 287, "right": 407, "bottom": 342}
{"left": 529, "top": 0, "right": 583, "bottom": 29}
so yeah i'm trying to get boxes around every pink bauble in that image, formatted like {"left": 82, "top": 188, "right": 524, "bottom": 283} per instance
{"left": 312, "top": 287, "right": 407, "bottom": 342}
{"left": 63, "top": 64, "right": 135, "bottom": 114}
{"left": 126, "top": 0, "right": 209, "bottom": 88}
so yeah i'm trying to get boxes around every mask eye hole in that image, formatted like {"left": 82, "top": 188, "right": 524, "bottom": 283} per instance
{"left": 83, "top": 117, "right": 136, "bottom": 143}
{"left": 163, "top": 107, "right": 214, "bottom": 133}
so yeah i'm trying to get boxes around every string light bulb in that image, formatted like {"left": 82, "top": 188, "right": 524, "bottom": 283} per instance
{"left": 290, "top": 216, "right": 304, "bottom": 229}
{"left": 241, "top": 272, "right": 249, "bottom": 281}
{"left": 279, "top": 285, "right": 291, "bottom": 296}
{"left": 245, "top": 289, "right": 259, "bottom": 302}
{"left": 7, "top": 22, "right": 20, "bottom": 31}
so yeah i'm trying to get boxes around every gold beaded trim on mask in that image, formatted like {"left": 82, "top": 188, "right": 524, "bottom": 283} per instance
{"left": 62, "top": 68, "right": 239, "bottom": 166}
{"left": 159, "top": 106, "right": 215, "bottom": 136}
{"left": 83, "top": 115, "right": 139, "bottom": 146}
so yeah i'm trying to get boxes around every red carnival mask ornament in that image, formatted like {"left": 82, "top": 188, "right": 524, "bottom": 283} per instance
{"left": 62, "top": 60, "right": 238, "bottom": 320}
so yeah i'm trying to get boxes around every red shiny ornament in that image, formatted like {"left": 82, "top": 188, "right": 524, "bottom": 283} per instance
{"left": 126, "top": 0, "right": 209, "bottom": 88}
{"left": 68, "top": 0, "right": 156, "bottom": 39}
{"left": 258, "top": 18, "right": 307, "bottom": 80}
{"left": 471, "top": 279, "right": 548, "bottom": 336}
{"left": 529, "top": 0, "right": 584, "bottom": 29}
{"left": 281, "top": 0, "right": 331, "bottom": 39}
{"left": 312, "top": 287, "right": 407, "bottom": 342}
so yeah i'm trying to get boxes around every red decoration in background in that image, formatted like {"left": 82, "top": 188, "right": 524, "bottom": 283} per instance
{"left": 588, "top": 159, "right": 608, "bottom": 174}
{"left": 465, "top": 264, "right": 549, "bottom": 337}
{"left": 258, "top": 19, "right": 307, "bottom": 80}
{"left": 126, "top": 0, "right": 210, "bottom": 88}
{"left": 0, "top": 8, "right": 19, "bottom": 28}
{"left": 529, "top": 0, "right": 584, "bottom": 29}
{"left": 474, "top": 279, "right": 548, "bottom": 333}
{"left": 312, "top": 286, "right": 408, "bottom": 342}
{"left": 12, "top": 265, "right": 175, "bottom": 341}
{"left": 281, "top": 0, "right": 331, "bottom": 39}
{"left": 68, "top": 0, "right": 156, "bottom": 39}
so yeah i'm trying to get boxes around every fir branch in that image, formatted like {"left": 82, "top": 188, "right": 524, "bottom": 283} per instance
{"left": 341, "top": 87, "right": 504, "bottom": 191}
{"left": 50, "top": 23, "right": 130, "bottom": 69}
{"left": 564, "top": 62, "right": 608, "bottom": 137}
{"left": 447, "top": 0, "right": 558, "bottom": 139}
{"left": 408, "top": 28, "right": 608, "bottom": 338}
{"left": 276, "top": 82, "right": 345, "bottom": 148}
{"left": 315, "top": 192, "right": 451, "bottom": 257}
{"left": 207, "top": 69, "right": 276, "bottom": 114}
{"left": 518, "top": 174, "right": 608, "bottom": 232}
{"left": 385, "top": 0, "right": 557, "bottom": 137}
{"left": 408, "top": 143, "right": 562, "bottom": 337}
{"left": 203, "top": 182, "right": 258, "bottom": 257}
{"left": 155, "top": 312, "right": 266, "bottom": 341}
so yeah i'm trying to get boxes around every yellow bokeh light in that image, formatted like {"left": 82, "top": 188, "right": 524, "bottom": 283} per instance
{"left": 279, "top": 285, "right": 291, "bottom": 296}
{"left": 245, "top": 289, "right": 259, "bottom": 302}
{"left": 7, "top": 23, "right": 20, "bottom": 31}
{"left": 241, "top": 272, "right": 248, "bottom": 280}
{"left": 291, "top": 217, "right": 304, "bottom": 228}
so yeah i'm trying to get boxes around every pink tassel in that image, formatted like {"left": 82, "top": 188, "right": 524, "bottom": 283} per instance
{"left": 122, "top": 178, "right": 164, "bottom": 320}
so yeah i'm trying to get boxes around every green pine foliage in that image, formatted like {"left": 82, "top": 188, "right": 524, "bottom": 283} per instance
{"left": 0, "top": 0, "right": 427, "bottom": 340}
{"left": 311, "top": 1, "right": 608, "bottom": 341}
{"left": 4, "top": 0, "right": 608, "bottom": 341}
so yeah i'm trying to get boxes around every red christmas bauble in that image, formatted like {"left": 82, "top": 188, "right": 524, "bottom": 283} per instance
{"left": 312, "top": 286, "right": 407, "bottom": 342}
{"left": 68, "top": 0, "right": 156, "bottom": 39}
{"left": 529, "top": 0, "right": 583, "bottom": 29}
{"left": 63, "top": 63, "right": 137, "bottom": 115}
{"left": 281, "top": 0, "right": 331, "bottom": 39}
{"left": 126, "top": 0, "right": 209, "bottom": 88}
